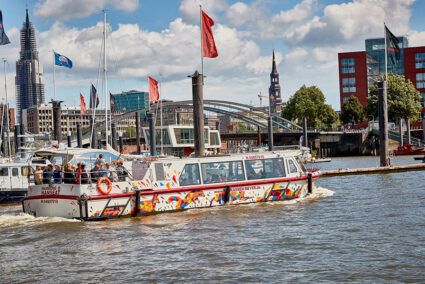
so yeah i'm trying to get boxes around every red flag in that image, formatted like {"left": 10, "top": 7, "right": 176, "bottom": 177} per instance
{"left": 201, "top": 10, "right": 218, "bottom": 58}
{"left": 77, "top": 163, "right": 81, "bottom": 184}
{"left": 80, "top": 93, "right": 86, "bottom": 115}
{"left": 149, "top": 76, "right": 159, "bottom": 102}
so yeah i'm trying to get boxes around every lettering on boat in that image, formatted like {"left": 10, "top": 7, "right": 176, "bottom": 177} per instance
{"left": 41, "top": 199, "right": 58, "bottom": 204}
{"left": 245, "top": 155, "right": 265, "bottom": 160}
{"left": 234, "top": 185, "right": 261, "bottom": 191}
{"left": 41, "top": 186, "right": 61, "bottom": 195}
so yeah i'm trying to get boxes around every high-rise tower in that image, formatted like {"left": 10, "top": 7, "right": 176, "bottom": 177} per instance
{"left": 15, "top": 9, "right": 45, "bottom": 124}
{"left": 269, "top": 50, "right": 282, "bottom": 115}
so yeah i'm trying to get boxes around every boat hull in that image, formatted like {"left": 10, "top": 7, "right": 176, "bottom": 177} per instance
{"left": 23, "top": 176, "right": 318, "bottom": 220}
{"left": 0, "top": 190, "right": 27, "bottom": 205}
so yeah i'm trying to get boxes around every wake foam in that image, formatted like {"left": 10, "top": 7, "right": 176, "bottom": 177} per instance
{"left": 0, "top": 213, "right": 80, "bottom": 227}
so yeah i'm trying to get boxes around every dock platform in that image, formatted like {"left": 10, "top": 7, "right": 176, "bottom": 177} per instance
{"left": 322, "top": 163, "right": 425, "bottom": 177}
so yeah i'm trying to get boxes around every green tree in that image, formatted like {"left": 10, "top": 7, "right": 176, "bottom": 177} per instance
{"left": 125, "top": 126, "right": 136, "bottom": 137}
{"left": 281, "top": 85, "right": 339, "bottom": 128}
{"left": 366, "top": 73, "right": 422, "bottom": 122}
{"left": 340, "top": 95, "right": 365, "bottom": 124}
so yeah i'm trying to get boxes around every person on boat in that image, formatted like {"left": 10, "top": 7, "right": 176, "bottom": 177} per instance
{"left": 63, "top": 163, "right": 76, "bottom": 184}
{"left": 79, "top": 164, "right": 90, "bottom": 184}
{"left": 53, "top": 165, "right": 63, "bottom": 184}
{"left": 34, "top": 166, "right": 43, "bottom": 185}
{"left": 99, "top": 163, "right": 108, "bottom": 178}
{"left": 95, "top": 154, "right": 105, "bottom": 167}
{"left": 116, "top": 161, "right": 128, "bottom": 181}
{"left": 91, "top": 165, "right": 101, "bottom": 183}
{"left": 105, "top": 163, "right": 118, "bottom": 182}
{"left": 42, "top": 164, "right": 54, "bottom": 184}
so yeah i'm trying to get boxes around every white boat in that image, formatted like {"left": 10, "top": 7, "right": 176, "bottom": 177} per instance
{"left": 23, "top": 148, "right": 321, "bottom": 219}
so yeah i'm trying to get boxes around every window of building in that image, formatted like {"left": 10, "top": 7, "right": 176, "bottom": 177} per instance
{"left": 343, "top": 97, "right": 350, "bottom": 103}
{"left": 415, "top": 53, "right": 425, "bottom": 69}
{"left": 416, "top": 73, "right": 425, "bottom": 89}
{"left": 420, "top": 93, "right": 425, "bottom": 108}
{"left": 341, "top": 58, "right": 355, "bottom": 74}
{"left": 342, "top": 77, "right": 356, "bottom": 93}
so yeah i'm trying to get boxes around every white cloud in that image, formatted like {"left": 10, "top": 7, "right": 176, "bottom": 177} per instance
{"left": 179, "top": 0, "right": 228, "bottom": 24}
{"left": 35, "top": 0, "right": 139, "bottom": 20}
{"left": 408, "top": 30, "right": 425, "bottom": 46}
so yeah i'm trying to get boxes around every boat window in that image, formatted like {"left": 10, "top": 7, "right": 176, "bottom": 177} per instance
{"left": 201, "top": 161, "right": 245, "bottom": 184}
{"left": 12, "top": 168, "right": 19, "bottom": 176}
{"left": 295, "top": 157, "right": 307, "bottom": 172}
{"left": 245, "top": 158, "right": 285, "bottom": 180}
{"left": 80, "top": 152, "right": 119, "bottom": 162}
{"left": 155, "top": 163, "right": 165, "bottom": 181}
{"left": 21, "top": 166, "right": 32, "bottom": 176}
{"left": 287, "top": 159, "right": 299, "bottom": 174}
{"left": 179, "top": 164, "right": 200, "bottom": 186}
{"left": 0, "top": 167, "right": 8, "bottom": 176}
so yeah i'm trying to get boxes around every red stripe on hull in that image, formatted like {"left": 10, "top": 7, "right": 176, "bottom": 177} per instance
{"left": 24, "top": 174, "right": 320, "bottom": 201}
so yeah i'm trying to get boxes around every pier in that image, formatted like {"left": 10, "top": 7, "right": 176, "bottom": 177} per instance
{"left": 321, "top": 163, "right": 425, "bottom": 177}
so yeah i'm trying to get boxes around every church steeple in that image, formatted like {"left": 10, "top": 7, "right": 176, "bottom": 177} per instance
{"left": 269, "top": 50, "right": 282, "bottom": 116}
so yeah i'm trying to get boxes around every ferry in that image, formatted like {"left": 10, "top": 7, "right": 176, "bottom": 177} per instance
{"left": 23, "top": 148, "right": 320, "bottom": 220}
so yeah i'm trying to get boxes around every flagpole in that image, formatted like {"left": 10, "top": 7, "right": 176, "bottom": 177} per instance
{"left": 200, "top": 5, "right": 204, "bottom": 77}
{"left": 384, "top": 23, "right": 388, "bottom": 82}
{"left": 53, "top": 50, "right": 56, "bottom": 100}
{"left": 103, "top": 10, "right": 109, "bottom": 148}
{"left": 2, "top": 58, "right": 11, "bottom": 158}
{"left": 159, "top": 72, "right": 163, "bottom": 155}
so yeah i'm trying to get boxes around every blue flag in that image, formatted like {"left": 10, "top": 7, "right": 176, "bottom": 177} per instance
{"left": 54, "top": 52, "right": 73, "bottom": 68}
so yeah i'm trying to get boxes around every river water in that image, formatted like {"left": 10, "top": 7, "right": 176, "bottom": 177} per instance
{"left": 1, "top": 156, "right": 424, "bottom": 282}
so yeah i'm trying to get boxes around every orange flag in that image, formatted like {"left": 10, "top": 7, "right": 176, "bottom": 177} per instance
{"left": 149, "top": 76, "right": 159, "bottom": 102}
{"left": 201, "top": 10, "right": 218, "bottom": 58}
{"left": 80, "top": 93, "right": 86, "bottom": 115}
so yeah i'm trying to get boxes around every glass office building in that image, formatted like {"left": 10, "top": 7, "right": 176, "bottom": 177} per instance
{"left": 365, "top": 37, "right": 408, "bottom": 88}
{"left": 110, "top": 90, "right": 149, "bottom": 118}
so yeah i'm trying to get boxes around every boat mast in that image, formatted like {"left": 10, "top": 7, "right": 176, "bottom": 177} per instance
{"left": 103, "top": 11, "right": 109, "bottom": 147}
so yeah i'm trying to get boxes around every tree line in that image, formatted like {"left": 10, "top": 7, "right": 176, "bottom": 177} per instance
{"left": 281, "top": 73, "right": 422, "bottom": 128}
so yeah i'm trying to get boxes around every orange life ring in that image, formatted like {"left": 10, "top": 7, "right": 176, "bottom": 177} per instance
{"left": 97, "top": 178, "right": 112, "bottom": 195}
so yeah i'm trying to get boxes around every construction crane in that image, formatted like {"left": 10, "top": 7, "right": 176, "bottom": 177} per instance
{"left": 258, "top": 92, "right": 267, "bottom": 107}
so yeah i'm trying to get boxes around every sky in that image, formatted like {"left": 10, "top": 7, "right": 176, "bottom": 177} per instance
{"left": 0, "top": 0, "right": 425, "bottom": 111}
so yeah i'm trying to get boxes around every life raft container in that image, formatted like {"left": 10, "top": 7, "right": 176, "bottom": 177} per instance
{"left": 97, "top": 177, "right": 112, "bottom": 195}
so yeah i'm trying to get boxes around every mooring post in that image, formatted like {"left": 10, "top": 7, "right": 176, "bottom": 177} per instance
{"left": 111, "top": 123, "right": 117, "bottom": 150}
{"left": 20, "top": 124, "right": 25, "bottom": 147}
{"left": 133, "top": 189, "right": 141, "bottom": 217}
{"left": 257, "top": 126, "right": 261, "bottom": 146}
{"left": 406, "top": 118, "right": 411, "bottom": 145}
{"left": 14, "top": 124, "right": 20, "bottom": 154}
{"left": 302, "top": 117, "right": 308, "bottom": 147}
{"left": 148, "top": 112, "right": 156, "bottom": 156}
{"left": 399, "top": 118, "right": 404, "bottom": 146}
{"left": 189, "top": 71, "right": 205, "bottom": 157}
{"left": 1, "top": 129, "right": 5, "bottom": 156}
{"left": 97, "top": 132, "right": 102, "bottom": 149}
{"left": 50, "top": 100, "right": 63, "bottom": 144}
{"left": 307, "top": 173, "right": 313, "bottom": 194}
{"left": 76, "top": 123, "right": 82, "bottom": 148}
{"left": 268, "top": 116, "right": 273, "bottom": 151}
{"left": 90, "top": 120, "right": 97, "bottom": 149}
{"left": 67, "top": 131, "right": 72, "bottom": 147}
{"left": 135, "top": 111, "right": 141, "bottom": 155}
{"left": 422, "top": 119, "right": 425, "bottom": 145}
{"left": 378, "top": 80, "right": 390, "bottom": 166}
{"left": 118, "top": 131, "right": 124, "bottom": 153}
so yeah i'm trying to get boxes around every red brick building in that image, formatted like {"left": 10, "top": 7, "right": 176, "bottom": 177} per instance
{"left": 338, "top": 39, "right": 425, "bottom": 119}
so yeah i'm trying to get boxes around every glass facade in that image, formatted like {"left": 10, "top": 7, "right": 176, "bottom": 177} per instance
{"left": 110, "top": 90, "right": 149, "bottom": 118}
{"left": 416, "top": 53, "right": 425, "bottom": 69}
{"left": 342, "top": 78, "right": 356, "bottom": 93}
{"left": 365, "top": 37, "right": 408, "bottom": 89}
{"left": 341, "top": 58, "right": 355, "bottom": 73}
